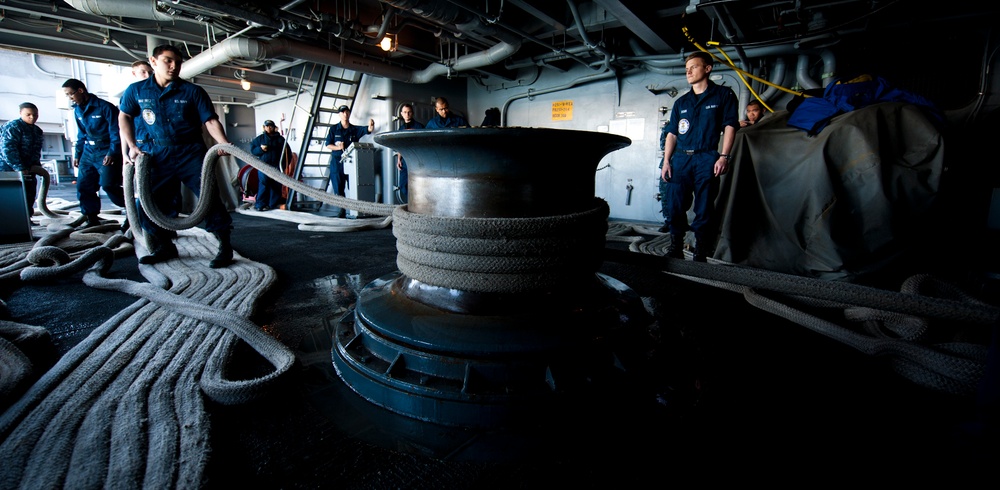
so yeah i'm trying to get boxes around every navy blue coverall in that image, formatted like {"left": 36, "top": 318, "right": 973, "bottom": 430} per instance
{"left": 662, "top": 80, "right": 738, "bottom": 240}
{"left": 424, "top": 113, "right": 468, "bottom": 128}
{"left": 0, "top": 118, "right": 44, "bottom": 210}
{"left": 250, "top": 130, "right": 290, "bottom": 210}
{"left": 119, "top": 76, "right": 232, "bottom": 240}
{"left": 324, "top": 123, "right": 370, "bottom": 197}
{"left": 72, "top": 94, "right": 125, "bottom": 216}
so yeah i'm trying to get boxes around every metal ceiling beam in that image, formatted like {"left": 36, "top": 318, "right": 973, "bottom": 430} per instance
{"left": 507, "top": 0, "right": 568, "bottom": 32}
{"left": 1, "top": 3, "right": 207, "bottom": 47}
{"left": 592, "top": 0, "right": 673, "bottom": 52}
{"left": 0, "top": 28, "right": 136, "bottom": 65}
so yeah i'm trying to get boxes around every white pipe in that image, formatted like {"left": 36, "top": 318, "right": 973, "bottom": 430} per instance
{"left": 408, "top": 35, "right": 521, "bottom": 83}
{"left": 797, "top": 54, "right": 820, "bottom": 90}
{"left": 758, "top": 57, "right": 787, "bottom": 102}
{"left": 32, "top": 54, "right": 71, "bottom": 78}
{"left": 820, "top": 49, "right": 837, "bottom": 87}
{"left": 178, "top": 35, "right": 519, "bottom": 85}
{"left": 63, "top": 0, "right": 172, "bottom": 22}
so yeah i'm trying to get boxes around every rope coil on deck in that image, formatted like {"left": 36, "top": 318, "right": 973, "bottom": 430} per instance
{"left": 392, "top": 198, "right": 609, "bottom": 293}
{"left": 1, "top": 147, "right": 296, "bottom": 489}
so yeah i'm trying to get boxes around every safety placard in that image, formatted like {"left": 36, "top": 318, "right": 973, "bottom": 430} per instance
{"left": 551, "top": 100, "right": 573, "bottom": 121}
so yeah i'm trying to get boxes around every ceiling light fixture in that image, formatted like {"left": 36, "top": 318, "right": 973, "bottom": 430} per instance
{"left": 380, "top": 35, "right": 395, "bottom": 52}
{"left": 236, "top": 69, "right": 252, "bottom": 91}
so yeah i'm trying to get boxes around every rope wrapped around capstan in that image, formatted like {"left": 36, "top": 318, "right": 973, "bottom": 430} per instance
{"left": 392, "top": 198, "right": 610, "bottom": 294}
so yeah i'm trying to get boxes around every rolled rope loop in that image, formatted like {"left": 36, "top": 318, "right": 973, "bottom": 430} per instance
{"left": 392, "top": 198, "right": 610, "bottom": 293}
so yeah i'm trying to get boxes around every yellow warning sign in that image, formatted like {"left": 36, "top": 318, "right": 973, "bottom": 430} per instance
{"left": 551, "top": 100, "right": 573, "bottom": 121}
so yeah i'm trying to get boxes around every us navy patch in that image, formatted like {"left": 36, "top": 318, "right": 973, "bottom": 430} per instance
{"left": 679, "top": 119, "right": 690, "bottom": 134}
{"left": 142, "top": 109, "right": 156, "bottom": 125}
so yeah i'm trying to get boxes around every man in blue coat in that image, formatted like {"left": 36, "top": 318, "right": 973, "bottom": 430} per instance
{"left": 324, "top": 105, "right": 374, "bottom": 217}
{"left": 118, "top": 44, "right": 236, "bottom": 268}
{"left": 250, "top": 119, "right": 290, "bottom": 211}
{"left": 424, "top": 97, "right": 468, "bottom": 128}
{"left": 0, "top": 102, "right": 45, "bottom": 212}
{"left": 63, "top": 78, "right": 126, "bottom": 228}
{"left": 661, "top": 51, "right": 738, "bottom": 262}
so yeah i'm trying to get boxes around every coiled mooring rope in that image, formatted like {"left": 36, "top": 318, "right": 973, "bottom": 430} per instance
{"left": 391, "top": 198, "right": 610, "bottom": 293}
{"left": 0, "top": 320, "right": 50, "bottom": 404}
{"left": 1, "top": 147, "right": 296, "bottom": 489}
{"left": 0, "top": 229, "right": 293, "bottom": 489}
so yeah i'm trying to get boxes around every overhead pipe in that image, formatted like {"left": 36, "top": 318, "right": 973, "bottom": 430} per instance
{"left": 386, "top": 0, "right": 523, "bottom": 82}
{"left": 63, "top": 0, "right": 172, "bottom": 22}
{"left": 757, "top": 57, "right": 787, "bottom": 103}
{"left": 819, "top": 49, "right": 837, "bottom": 87}
{"left": 409, "top": 28, "right": 521, "bottom": 83}
{"left": 703, "top": 3, "right": 751, "bottom": 69}
{"left": 178, "top": 35, "right": 513, "bottom": 85}
{"left": 179, "top": 37, "right": 412, "bottom": 82}
{"left": 177, "top": 0, "right": 522, "bottom": 85}
{"left": 440, "top": 0, "right": 594, "bottom": 69}
{"left": 566, "top": 0, "right": 612, "bottom": 71}
{"left": 797, "top": 54, "right": 820, "bottom": 90}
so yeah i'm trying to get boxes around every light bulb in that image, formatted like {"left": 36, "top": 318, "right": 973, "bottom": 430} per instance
{"left": 380, "top": 36, "right": 392, "bottom": 52}
{"left": 240, "top": 79, "right": 251, "bottom": 91}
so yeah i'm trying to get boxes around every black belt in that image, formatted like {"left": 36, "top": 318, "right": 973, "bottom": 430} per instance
{"left": 680, "top": 149, "right": 712, "bottom": 155}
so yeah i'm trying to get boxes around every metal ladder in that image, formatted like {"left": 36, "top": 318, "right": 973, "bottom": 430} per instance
{"left": 287, "top": 64, "right": 364, "bottom": 212}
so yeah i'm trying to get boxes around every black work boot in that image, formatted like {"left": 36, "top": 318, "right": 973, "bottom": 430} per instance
{"left": 209, "top": 229, "right": 234, "bottom": 268}
{"left": 692, "top": 234, "right": 710, "bottom": 262}
{"left": 692, "top": 246, "right": 707, "bottom": 262}
{"left": 138, "top": 234, "right": 179, "bottom": 265}
{"left": 84, "top": 214, "right": 102, "bottom": 228}
{"left": 665, "top": 234, "right": 684, "bottom": 259}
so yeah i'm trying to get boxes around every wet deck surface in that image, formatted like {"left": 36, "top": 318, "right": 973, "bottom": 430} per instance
{"left": 2, "top": 185, "right": 998, "bottom": 485}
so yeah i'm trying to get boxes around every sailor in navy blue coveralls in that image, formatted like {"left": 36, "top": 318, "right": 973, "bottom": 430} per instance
{"left": 63, "top": 79, "right": 125, "bottom": 226}
{"left": 250, "top": 120, "right": 290, "bottom": 210}
{"left": 324, "top": 105, "right": 374, "bottom": 216}
{"left": 119, "top": 45, "right": 235, "bottom": 268}
{"left": 424, "top": 97, "right": 469, "bottom": 128}
{"left": 661, "top": 52, "right": 738, "bottom": 261}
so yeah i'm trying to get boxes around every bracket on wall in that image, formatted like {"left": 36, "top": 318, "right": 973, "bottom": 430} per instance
{"left": 646, "top": 85, "right": 678, "bottom": 97}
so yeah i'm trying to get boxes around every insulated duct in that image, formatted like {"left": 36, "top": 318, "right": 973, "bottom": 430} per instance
{"left": 63, "top": 0, "right": 173, "bottom": 22}
{"left": 178, "top": 37, "right": 414, "bottom": 82}
{"left": 178, "top": 0, "right": 521, "bottom": 84}
{"left": 797, "top": 54, "right": 820, "bottom": 90}
{"left": 757, "top": 57, "right": 787, "bottom": 102}
{"left": 386, "top": 0, "right": 522, "bottom": 83}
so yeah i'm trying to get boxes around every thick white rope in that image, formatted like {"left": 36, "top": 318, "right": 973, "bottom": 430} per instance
{"left": 392, "top": 199, "right": 609, "bottom": 293}
{"left": 609, "top": 221, "right": 999, "bottom": 396}
{"left": 1, "top": 147, "right": 297, "bottom": 489}
{"left": 0, "top": 321, "right": 50, "bottom": 404}
{"left": 128, "top": 144, "right": 395, "bottom": 237}
{"left": 0, "top": 229, "right": 293, "bottom": 489}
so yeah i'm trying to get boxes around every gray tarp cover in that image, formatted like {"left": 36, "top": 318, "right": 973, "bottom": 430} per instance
{"left": 713, "top": 101, "right": 944, "bottom": 282}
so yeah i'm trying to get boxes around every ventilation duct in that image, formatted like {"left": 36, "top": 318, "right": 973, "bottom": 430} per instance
{"left": 64, "top": 0, "right": 173, "bottom": 22}
{"left": 178, "top": 0, "right": 521, "bottom": 84}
